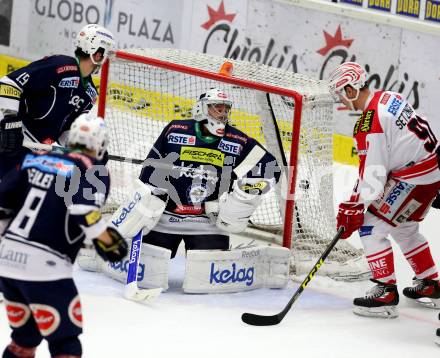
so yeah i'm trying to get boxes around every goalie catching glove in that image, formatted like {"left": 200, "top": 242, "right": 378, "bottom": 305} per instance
{"left": 110, "top": 179, "right": 167, "bottom": 238}
{"left": 93, "top": 227, "right": 128, "bottom": 262}
{"left": 336, "top": 202, "right": 364, "bottom": 239}
{"left": 214, "top": 179, "right": 266, "bottom": 233}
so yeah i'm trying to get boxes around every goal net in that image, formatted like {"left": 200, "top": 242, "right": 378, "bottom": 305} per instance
{"left": 98, "top": 48, "right": 369, "bottom": 281}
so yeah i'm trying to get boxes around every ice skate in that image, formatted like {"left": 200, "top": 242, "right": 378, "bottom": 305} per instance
{"left": 353, "top": 279, "right": 399, "bottom": 318}
{"left": 403, "top": 278, "right": 440, "bottom": 309}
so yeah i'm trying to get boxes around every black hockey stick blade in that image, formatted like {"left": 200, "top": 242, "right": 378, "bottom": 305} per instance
{"left": 241, "top": 312, "right": 282, "bottom": 326}
{"left": 241, "top": 227, "right": 344, "bottom": 326}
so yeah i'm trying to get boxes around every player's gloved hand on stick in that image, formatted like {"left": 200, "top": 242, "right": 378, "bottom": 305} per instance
{"left": 0, "top": 113, "right": 23, "bottom": 154}
{"left": 93, "top": 227, "right": 128, "bottom": 262}
{"left": 336, "top": 202, "right": 364, "bottom": 239}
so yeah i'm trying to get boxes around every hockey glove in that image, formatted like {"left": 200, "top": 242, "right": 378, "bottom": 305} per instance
{"left": 336, "top": 202, "right": 364, "bottom": 239}
{"left": 0, "top": 114, "right": 23, "bottom": 154}
{"left": 93, "top": 227, "right": 128, "bottom": 263}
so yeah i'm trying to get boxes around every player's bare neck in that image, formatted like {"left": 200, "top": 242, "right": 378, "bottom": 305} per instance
{"left": 78, "top": 58, "right": 95, "bottom": 78}
{"left": 356, "top": 88, "right": 371, "bottom": 112}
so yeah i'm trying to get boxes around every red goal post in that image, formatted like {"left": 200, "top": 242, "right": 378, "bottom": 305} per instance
{"left": 97, "top": 48, "right": 368, "bottom": 280}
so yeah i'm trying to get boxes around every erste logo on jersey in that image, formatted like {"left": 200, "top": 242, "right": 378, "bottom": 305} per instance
{"left": 387, "top": 97, "right": 403, "bottom": 116}
{"left": 59, "top": 77, "right": 80, "bottom": 89}
{"left": 167, "top": 132, "right": 196, "bottom": 145}
{"left": 218, "top": 139, "right": 242, "bottom": 155}
{"left": 85, "top": 85, "right": 98, "bottom": 104}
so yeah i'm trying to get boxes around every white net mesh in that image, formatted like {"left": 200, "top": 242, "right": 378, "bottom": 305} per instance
{"left": 101, "top": 48, "right": 369, "bottom": 281}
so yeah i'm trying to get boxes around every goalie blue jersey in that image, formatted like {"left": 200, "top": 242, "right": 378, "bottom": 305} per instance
{"left": 0, "top": 151, "right": 109, "bottom": 279}
{"left": 139, "top": 120, "right": 280, "bottom": 218}
{"left": 0, "top": 55, "right": 97, "bottom": 144}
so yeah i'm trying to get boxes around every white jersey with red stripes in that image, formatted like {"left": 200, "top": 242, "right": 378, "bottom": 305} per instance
{"left": 350, "top": 90, "right": 440, "bottom": 205}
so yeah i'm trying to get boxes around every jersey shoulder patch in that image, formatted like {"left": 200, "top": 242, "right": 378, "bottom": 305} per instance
{"left": 224, "top": 126, "right": 249, "bottom": 145}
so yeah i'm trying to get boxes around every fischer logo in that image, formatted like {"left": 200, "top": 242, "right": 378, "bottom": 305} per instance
{"left": 109, "top": 258, "right": 145, "bottom": 281}
{"left": 111, "top": 192, "right": 142, "bottom": 227}
{"left": 167, "top": 133, "right": 196, "bottom": 145}
{"left": 209, "top": 262, "right": 254, "bottom": 286}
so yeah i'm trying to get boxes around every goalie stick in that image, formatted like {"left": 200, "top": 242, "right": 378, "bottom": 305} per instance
{"left": 124, "top": 230, "right": 162, "bottom": 303}
{"left": 241, "top": 227, "right": 344, "bottom": 326}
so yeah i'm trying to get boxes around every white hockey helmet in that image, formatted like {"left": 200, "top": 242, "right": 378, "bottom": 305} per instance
{"left": 328, "top": 62, "right": 367, "bottom": 107}
{"left": 74, "top": 24, "right": 115, "bottom": 65}
{"left": 193, "top": 88, "right": 232, "bottom": 137}
{"left": 67, "top": 113, "right": 109, "bottom": 160}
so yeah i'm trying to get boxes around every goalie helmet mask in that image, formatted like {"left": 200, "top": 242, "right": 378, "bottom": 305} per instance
{"left": 328, "top": 62, "right": 367, "bottom": 110}
{"left": 74, "top": 24, "right": 115, "bottom": 66}
{"left": 67, "top": 113, "right": 109, "bottom": 160}
{"left": 193, "top": 88, "right": 232, "bottom": 137}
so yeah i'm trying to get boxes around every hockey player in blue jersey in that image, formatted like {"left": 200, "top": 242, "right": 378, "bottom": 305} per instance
{"left": 0, "top": 23, "right": 115, "bottom": 179}
{"left": 0, "top": 114, "right": 127, "bottom": 358}
{"left": 134, "top": 87, "right": 281, "bottom": 257}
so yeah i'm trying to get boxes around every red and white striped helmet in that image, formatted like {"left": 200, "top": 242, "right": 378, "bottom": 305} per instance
{"left": 328, "top": 62, "right": 367, "bottom": 97}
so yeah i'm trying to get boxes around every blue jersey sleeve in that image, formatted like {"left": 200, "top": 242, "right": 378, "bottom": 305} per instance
{"left": 139, "top": 122, "right": 177, "bottom": 191}
{"left": 0, "top": 165, "right": 26, "bottom": 216}
{"left": 0, "top": 57, "right": 61, "bottom": 112}
{"left": 68, "top": 155, "right": 110, "bottom": 239}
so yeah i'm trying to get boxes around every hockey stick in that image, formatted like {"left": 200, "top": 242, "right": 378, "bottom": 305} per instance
{"left": 241, "top": 227, "right": 344, "bottom": 326}
{"left": 124, "top": 230, "right": 162, "bottom": 303}
{"left": 22, "top": 140, "right": 144, "bottom": 164}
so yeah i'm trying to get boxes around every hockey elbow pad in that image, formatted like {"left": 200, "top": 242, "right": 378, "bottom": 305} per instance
{"left": 0, "top": 113, "right": 23, "bottom": 154}
{"left": 93, "top": 227, "right": 128, "bottom": 263}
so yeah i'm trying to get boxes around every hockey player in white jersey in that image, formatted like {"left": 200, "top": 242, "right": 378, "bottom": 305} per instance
{"left": 328, "top": 62, "right": 440, "bottom": 318}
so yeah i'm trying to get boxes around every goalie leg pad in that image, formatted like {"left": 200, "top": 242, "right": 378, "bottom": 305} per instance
{"left": 101, "top": 241, "right": 171, "bottom": 291}
{"left": 76, "top": 247, "right": 104, "bottom": 272}
{"left": 183, "top": 246, "right": 290, "bottom": 293}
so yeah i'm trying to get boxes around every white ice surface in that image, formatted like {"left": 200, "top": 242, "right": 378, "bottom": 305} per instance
{"left": 1, "top": 163, "right": 439, "bottom": 357}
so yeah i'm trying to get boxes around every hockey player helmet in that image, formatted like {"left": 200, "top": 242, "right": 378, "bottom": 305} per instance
{"left": 74, "top": 24, "right": 115, "bottom": 65}
{"left": 193, "top": 88, "right": 232, "bottom": 137}
{"left": 67, "top": 113, "right": 109, "bottom": 160}
{"left": 328, "top": 62, "right": 367, "bottom": 107}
